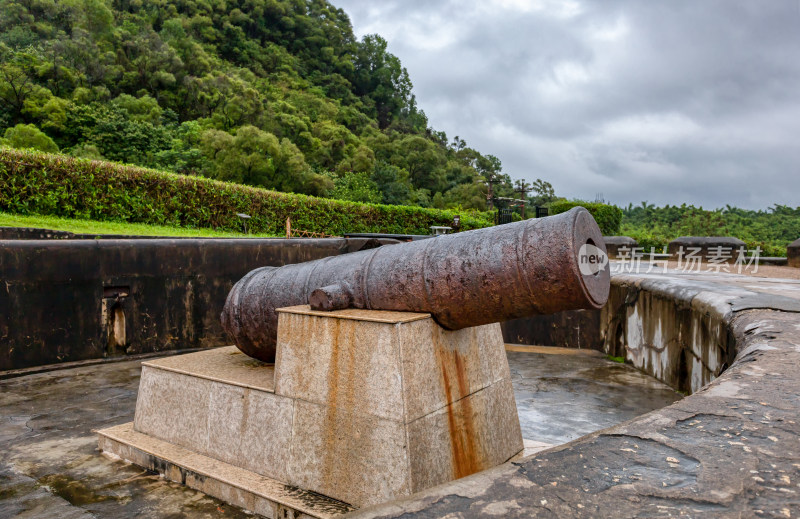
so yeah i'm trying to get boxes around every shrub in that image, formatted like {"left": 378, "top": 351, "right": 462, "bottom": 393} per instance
{"left": 549, "top": 199, "right": 623, "bottom": 235}
{"left": 619, "top": 226, "right": 670, "bottom": 253}
{"left": 329, "top": 171, "right": 382, "bottom": 204}
{"left": 0, "top": 148, "right": 492, "bottom": 235}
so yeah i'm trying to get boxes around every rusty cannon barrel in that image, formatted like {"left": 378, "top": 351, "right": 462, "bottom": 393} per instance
{"left": 222, "top": 207, "right": 610, "bottom": 362}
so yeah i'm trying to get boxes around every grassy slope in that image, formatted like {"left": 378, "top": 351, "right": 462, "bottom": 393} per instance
{"left": 0, "top": 211, "right": 278, "bottom": 238}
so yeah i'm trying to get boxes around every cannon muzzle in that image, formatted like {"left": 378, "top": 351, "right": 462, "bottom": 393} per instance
{"left": 222, "top": 207, "right": 610, "bottom": 362}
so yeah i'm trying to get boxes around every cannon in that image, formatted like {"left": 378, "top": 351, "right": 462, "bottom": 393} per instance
{"left": 221, "top": 207, "right": 610, "bottom": 362}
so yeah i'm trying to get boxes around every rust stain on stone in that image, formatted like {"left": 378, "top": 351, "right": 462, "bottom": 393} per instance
{"left": 320, "top": 319, "right": 359, "bottom": 494}
{"left": 293, "top": 314, "right": 312, "bottom": 396}
{"left": 434, "top": 329, "right": 481, "bottom": 479}
{"left": 321, "top": 318, "right": 341, "bottom": 490}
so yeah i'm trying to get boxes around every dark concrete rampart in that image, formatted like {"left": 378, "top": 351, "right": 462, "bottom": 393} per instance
{"left": 0, "top": 238, "right": 390, "bottom": 371}
{"left": 501, "top": 310, "right": 602, "bottom": 351}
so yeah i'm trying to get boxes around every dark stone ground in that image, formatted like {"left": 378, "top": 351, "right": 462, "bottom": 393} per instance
{"left": 0, "top": 349, "right": 679, "bottom": 518}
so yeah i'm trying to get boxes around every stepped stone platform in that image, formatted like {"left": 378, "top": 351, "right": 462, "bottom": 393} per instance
{"left": 98, "top": 346, "right": 354, "bottom": 518}
{"left": 97, "top": 306, "right": 523, "bottom": 515}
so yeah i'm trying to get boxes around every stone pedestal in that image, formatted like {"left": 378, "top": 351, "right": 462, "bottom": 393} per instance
{"left": 98, "top": 306, "right": 523, "bottom": 515}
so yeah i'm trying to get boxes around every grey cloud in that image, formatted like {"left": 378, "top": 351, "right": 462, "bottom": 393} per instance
{"left": 334, "top": 0, "right": 800, "bottom": 209}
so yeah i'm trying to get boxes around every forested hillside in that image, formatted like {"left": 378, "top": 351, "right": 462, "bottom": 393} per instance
{"left": 0, "top": 0, "right": 516, "bottom": 209}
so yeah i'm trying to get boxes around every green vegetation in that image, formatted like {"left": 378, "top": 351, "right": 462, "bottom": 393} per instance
{"left": 0, "top": 0, "right": 524, "bottom": 210}
{"left": 621, "top": 203, "right": 800, "bottom": 257}
{"left": 0, "top": 210, "right": 265, "bottom": 237}
{"left": 549, "top": 200, "right": 623, "bottom": 235}
{"left": 547, "top": 199, "right": 799, "bottom": 257}
{"left": 0, "top": 148, "right": 491, "bottom": 235}
{"left": 606, "top": 355, "right": 625, "bottom": 364}
{"left": 2, "top": 123, "right": 58, "bottom": 152}
{"left": 2, "top": 0, "right": 792, "bottom": 248}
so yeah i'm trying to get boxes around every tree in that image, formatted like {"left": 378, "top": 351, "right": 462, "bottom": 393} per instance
{"left": 62, "top": 0, "right": 114, "bottom": 35}
{"left": 69, "top": 142, "right": 103, "bottom": 160}
{"left": 2, "top": 123, "right": 59, "bottom": 152}
{"left": 371, "top": 162, "right": 412, "bottom": 205}
{"left": 89, "top": 106, "right": 171, "bottom": 165}
{"left": 0, "top": 44, "right": 37, "bottom": 124}
{"left": 200, "top": 125, "right": 326, "bottom": 194}
{"left": 352, "top": 34, "right": 414, "bottom": 129}
{"left": 389, "top": 135, "right": 446, "bottom": 193}
{"left": 111, "top": 94, "right": 163, "bottom": 124}
{"left": 201, "top": 125, "right": 279, "bottom": 187}
{"left": 25, "top": 94, "right": 69, "bottom": 133}
{"left": 330, "top": 171, "right": 381, "bottom": 204}
{"left": 444, "top": 182, "right": 486, "bottom": 211}
{"left": 529, "top": 178, "right": 556, "bottom": 207}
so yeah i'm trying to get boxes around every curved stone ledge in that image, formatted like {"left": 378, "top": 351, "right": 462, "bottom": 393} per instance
{"left": 349, "top": 270, "right": 800, "bottom": 518}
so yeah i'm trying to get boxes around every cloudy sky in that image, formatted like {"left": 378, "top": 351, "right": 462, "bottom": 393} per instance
{"left": 334, "top": 0, "right": 800, "bottom": 209}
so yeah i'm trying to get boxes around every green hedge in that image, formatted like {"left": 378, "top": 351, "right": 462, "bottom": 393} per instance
{"left": 0, "top": 148, "right": 493, "bottom": 235}
{"left": 549, "top": 200, "right": 623, "bottom": 235}
{"left": 620, "top": 226, "right": 787, "bottom": 257}
{"left": 619, "top": 226, "right": 670, "bottom": 253}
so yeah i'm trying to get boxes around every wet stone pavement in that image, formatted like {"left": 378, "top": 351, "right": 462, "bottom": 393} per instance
{"left": 0, "top": 347, "right": 681, "bottom": 518}
{"left": 507, "top": 346, "right": 681, "bottom": 447}
{"left": 0, "top": 361, "right": 253, "bottom": 519}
